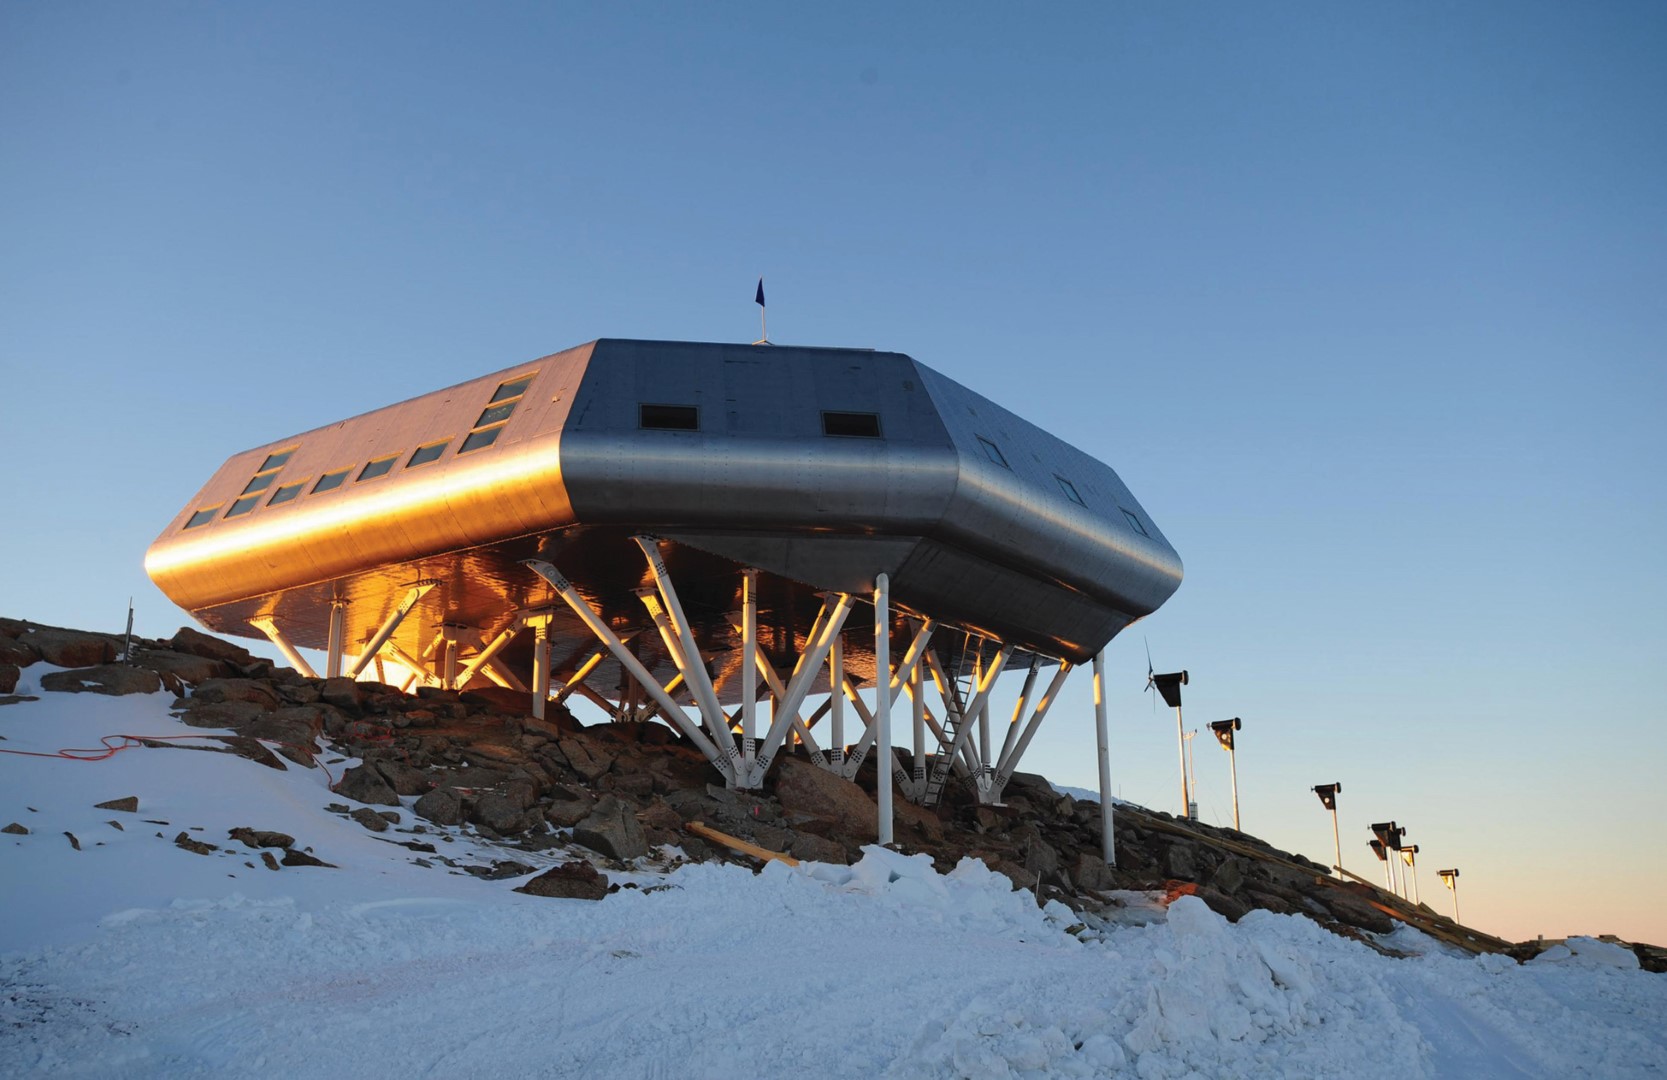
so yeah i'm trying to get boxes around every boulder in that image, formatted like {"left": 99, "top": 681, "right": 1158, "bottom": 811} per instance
{"left": 1072, "top": 851, "right": 1116, "bottom": 892}
{"left": 227, "top": 827, "right": 295, "bottom": 849}
{"left": 334, "top": 764, "right": 399, "bottom": 807}
{"left": 349, "top": 807, "right": 390, "bottom": 832}
{"left": 179, "top": 700, "right": 271, "bottom": 729}
{"left": 281, "top": 848, "right": 336, "bottom": 868}
{"left": 190, "top": 678, "right": 281, "bottom": 709}
{"left": 2, "top": 822, "right": 29, "bottom": 835}
{"left": 544, "top": 799, "right": 594, "bottom": 828}
{"left": 571, "top": 795, "right": 648, "bottom": 861}
{"left": 168, "top": 627, "right": 255, "bottom": 664}
{"left": 772, "top": 758, "right": 876, "bottom": 841}
{"left": 373, "top": 759, "right": 434, "bottom": 796}
{"left": 174, "top": 831, "right": 216, "bottom": 855}
{"left": 0, "top": 664, "right": 16, "bottom": 695}
{"left": 471, "top": 793, "right": 532, "bottom": 834}
{"left": 0, "top": 638, "right": 36, "bottom": 666}
{"left": 786, "top": 831, "right": 848, "bottom": 864}
{"left": 131, "top": 650, "right": 231, "bottom": 686}
{"left": 40, "top": 665, "right": 162, "bottom": 697}
{"left": 94, "top": 796, "right": 139, "bottom": 813}
{"left": 319, "top": 677, "right": 366, "bottom": 711}
{"left": 414, "top": 788, "right": 464, "bottom": 825}
{"left": 26, "top": 628, "right": 117, "bottom": 668}
{"left": 556, "top": 736, "right": 615, "bottom": 781}
{"left": 516, "top": 861, "right": 609, "bottom": 901}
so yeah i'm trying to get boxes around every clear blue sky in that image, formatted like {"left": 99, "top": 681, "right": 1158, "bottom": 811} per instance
{"left": 3, "top": 2, "right": 1663, "bottom": 943}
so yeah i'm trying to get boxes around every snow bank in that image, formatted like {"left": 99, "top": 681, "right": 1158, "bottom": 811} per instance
{"left": 4, "top": 682, "right": 1666, "bottom": 1078}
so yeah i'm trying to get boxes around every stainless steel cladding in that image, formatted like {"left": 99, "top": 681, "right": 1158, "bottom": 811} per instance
{"left": 146, "top": 338, "right": 1183, "bottom": 667}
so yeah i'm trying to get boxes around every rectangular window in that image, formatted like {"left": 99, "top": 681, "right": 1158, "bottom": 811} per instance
{"left": 358, "top": 455, "right": 398, "bottom": 482}
{"left": 225, "top": 494, "right": 261, "bottom": 518}
{"left": 489, "top": 374, "right": 536, "bottom": 403}
{"left": 459, "top": 426, "right": 504, "bottom": 453}
{"left": 241, "top": 472, "right": 278, "bottom": 495}
{"left": 640, "top": 403, "right": 699, "bottom": 430}
{"left": 313, "top": 469, "right": 350, "bottom": 494}
{"left": 258, "top": 448, "right": 296, "bottom": 472}
{"left": 977, "top": 436, "right": 1009, "bottom": 469}
{"left": 184, "top": 507, "right": 220, "bottom": 529}
{"left": 1056, "top": 476, "right": 1085, "bottom": 506}
{"left": 1120, "top": 507, "right": 1149, "bottom": 537}
{"left": 822, "top": 411, "right": 882, "bottom": 438}
{"left": 474, "top": 401, "right": 518, "bottom": 428}
{"left": 268, "top": 481, "right": 306, "bottom": 506}
{"left": 407, "top": 440, "right": 450, "bottom": 468}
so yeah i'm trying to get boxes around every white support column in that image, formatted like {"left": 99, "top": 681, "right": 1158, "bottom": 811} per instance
{"left": 522, "top": 558, "right": 734, "bottom": 783}
{"left": 346, "top": 581, "right": 437, "bottom": 679}
{"left": 529, "top": 616, "right": 551, "bottom": 720}
{"left": 249, "top": 616, "right": 320, "bottom": 679}
{"left": 911, "top": 661, "right": 926, "bottom": 788}
{"left": 829, "top": 632, "right": 845, "bottom": 767}
{"left": 741, "top": 569, "right": 759, "bottom": 768}
{"left": 746, "top": 654, "right": 829, "bottom": 769}
{"left": 874, "top": 573, "right": 893, "bottom": 847}
{"left": 637, "top": 589, "right": 733, "bottom": 755}
{"left": 325, "top": 598, "right": 348, "bottom": 679}
{"left": 440, "top": 624, "right": 464, "bottom": 691}
{"left": 975, "top": 651, "right": 991, "bottom": 776}
{"left": 1093, "top": 650, "right": 1115, "bottom": 866}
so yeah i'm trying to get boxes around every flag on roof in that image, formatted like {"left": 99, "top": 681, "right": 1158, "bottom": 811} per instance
{"left": 755, "top": 278, "right": 765, "bottom": 307}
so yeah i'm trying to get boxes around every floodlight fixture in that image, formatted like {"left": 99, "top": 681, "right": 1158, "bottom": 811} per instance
{"left": 1438, "top": 868, "right": 1462, "bottom": 924}
{"left": 1313, "top": 783, "right": 1342, "bottom": 876}
{"left": 1400, "top": 844, "right": 1421, "bottom": 905}
{"left": 1145, "top": 664, "right": 1192, "bottom": 818}
{"left": 1210, "top": 718, "right": 1243, "bottom": 831}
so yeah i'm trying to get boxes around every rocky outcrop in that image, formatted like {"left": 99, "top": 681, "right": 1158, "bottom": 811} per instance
{"left": 516, "top": 861, "right": 610, "bottom": 900}
{"left": 571, "top": 795, "right": 647, "bottom": 860}
{"left": 39, "top": 665, "right": 162, "bottom": 697}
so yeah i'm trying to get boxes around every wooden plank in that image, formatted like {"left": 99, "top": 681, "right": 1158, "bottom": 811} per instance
{"left": 686, "top": 821, "right": 800, "bottom": 867}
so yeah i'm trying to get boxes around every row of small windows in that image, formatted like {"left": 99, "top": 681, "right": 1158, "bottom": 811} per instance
{"left": 182, "top": 373, "right": 536, "bottom": 530}
{"left": 975, "top": 433, "right": 1147, "bottom": 535}
{"left": 637, "top": 406, "right": 886, "bottom": 440}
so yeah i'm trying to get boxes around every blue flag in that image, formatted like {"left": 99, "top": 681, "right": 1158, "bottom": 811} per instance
{"left": 755, "top": 278, "right": 765, "bottom": 307}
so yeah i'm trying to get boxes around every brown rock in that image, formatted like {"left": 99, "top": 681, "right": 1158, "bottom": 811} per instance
{"left": 40, "top": 665, "right": 162, "bottom": 697}
{"left": 319, "top": 677, "right": 366, "bottom": 710}
{"left": 179, "top": 700, "right": 271, "bottom": 729}
{"left": 0, "top": 638, "right": 39, "bottom": 667}
{"left": 227, "top": 827, "right": 295, "bottom": 849}
{"left": 572, "top": 795, "right": 648, "bottom": 860}
{"left": 556, "top": 737, "right": 615, "bottom": 781}
{"left": 174, "top": 831, "right": 217, "bottom": 855}
{"left": 545, "top": 799, "right": 593, "bottom": 828}
{"left": 26, "top": 628, "right": 117, "bottom": 668}
{"left": 281, "top": 848, "right": 336, "bottom": 868}
{"left": 786, "top": 831, "right": 848, "bottom": 864}
{"left": 1198, "top": 886, "right": 1252, "bottom": 922}
{"left": 3, "top": 822, "right": 29, "bottom": 835}
{"left": 374, "top": 759, "right": 433, "bottom": 796}
{"left": 131, "top": 650, "right": 232, "bottom": 686}
{"left": 1072, "top": 851, "right": 1116, "bottom": 892}
{"left": 414, "top": 788, "right": 463, "bottom": 825}
{"left": 350, "top": 807, "right": 390, "bottom": 832}
{"left": 169, "top": 627, "right": 255, "bottom": 664}
{"left": 773, "top": 758, "right": 876, "bottom": 841}
{"left": 0, "top": 663, "right": 17, "bottom": 695}
{"left": 516, "top": 860, "right": 609, "bottom": 900}
{"left": 261, "top": 851, "right": 281, "bottom": 870}
{"left": 471, "top": 793, "right": 532, "bottom": 834}
{"left": 95, "top": 796, "right": 139, "bottom": 813}
{"left": 335, "top": 764, "right": 399, "bottom": 806}
{"left": 190, "top": 678, "right": 281, "bottom": 709}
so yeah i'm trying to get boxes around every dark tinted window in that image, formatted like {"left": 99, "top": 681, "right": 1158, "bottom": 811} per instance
{"left": 185, "top": 507, "right": 219, "bottom": 529}
{"left": 1120, "top": 507, "right": 1149, "bottom": 537}
{"left": 822, "top": 411, "right": 882, "bottom": 438}
{"left": 475, "top": 401, "right": 517, "bottom": 428}
{"left": 640, "top": 404, "right": 699, "bottom": 430}
{"left": 242, "top": 472, "right": 277, "bottom": 495}
{"left": 977, "top": 436, "right": 1009, "bottom": 468}
{"left": 268, "top": 481, "right": 305, "bottom": 506}
{"left": 408, "top": 440, "right": 449, "bottom": 468}
{"left": 258, "top": 449, "right": 295, "bottom": 472}
{"left": 459, "top": 426, "right": 504, "bottom": 453}
{"left": 358, "top": 456, "right": 397, "bottom": 481}
{"left": 490, "top": 375, "right": 536, "bottom": 403}
{"left": 226, "top": 494, "right": 261, "bottom": 518}
{"left": 1056, "top": 476, "right": 1084, "bottom": 505}
{"left": 313, "top": 469, "right": 350, "bottom": 494}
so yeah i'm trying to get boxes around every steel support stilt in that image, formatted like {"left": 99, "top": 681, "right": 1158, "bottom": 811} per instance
{"left": 249, "top": 615, "right": 320, "bottom": 679}
{"left": 874, "top": 573, "right": 893, "bottom": 846}
{"left": 1093, "top": 649, "right": 1115, "bottom": 866}
{"left": 451, "top": 618, "right": 525, "bottom": 694}
{"left": 829, "top": 633, "right": 845, "bottom": 767}
{"left": 554, "top": 646, "right": 606, "bottom": 707}
{"left": 992, "top": 661, "right": 1073, "bottom": 797}
{"left": 741, "top": 569, "right": 758, "bottom": 768}
{"left": 529, "top": 617, "right": 551, "bottom": 720}
{"left": 325, "top": 598, "right": 347, "bottom": 679}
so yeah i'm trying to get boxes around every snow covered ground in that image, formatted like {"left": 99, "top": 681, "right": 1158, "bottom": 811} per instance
{"left": 4, "top": 672, "right": 1665, "bottom": 1078}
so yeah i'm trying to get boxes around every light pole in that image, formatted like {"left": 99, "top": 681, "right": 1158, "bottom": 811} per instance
{"left": 1151, "top": 671, "right": 1189, "bottom": 819}
{"left": 1385, "top": 824, "right": 1407, "bottom": 899}
{"left": 1182, "top": 729, "right": 1199, "bottom": 822}
{"left": 1368, "top": 838, "right": 1390, "bottom": 889}
{"left": 1369, "top": 822, "right": 1399, "bottom": 892}
{"left": 1314, "top": 783, "right": 1342, "bottom": 876}
{"left": 1400, "top": 844, "right": 1421, "bottom": 906}
{"left": 1438, "top": 868, "right": 1461, "bottom": 924}
{"left": 1210, "top": 718, "right": 1242, "bottom": 831}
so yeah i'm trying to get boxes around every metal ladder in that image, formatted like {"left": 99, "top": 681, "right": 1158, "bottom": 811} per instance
{"left": 921, "top": 643, "right": 977, "bottom": 806}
